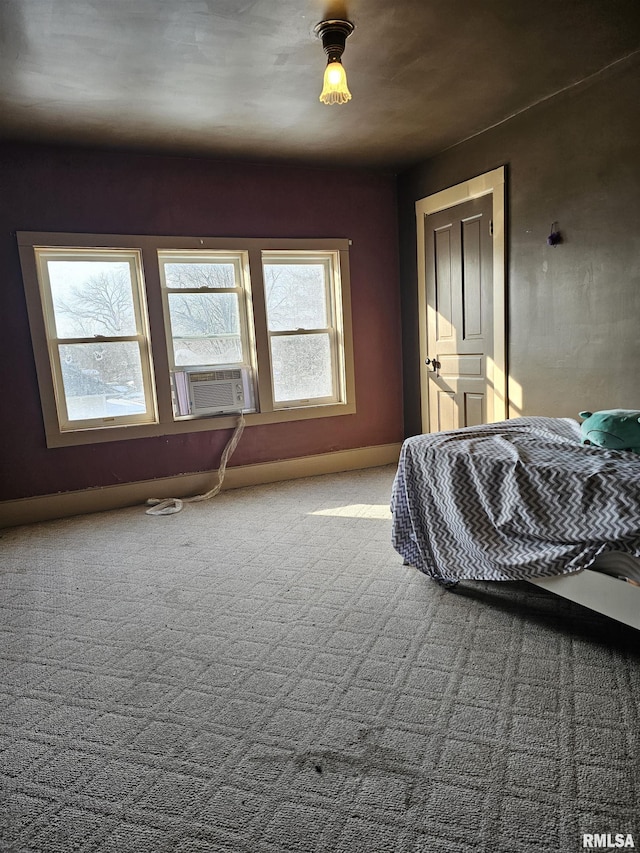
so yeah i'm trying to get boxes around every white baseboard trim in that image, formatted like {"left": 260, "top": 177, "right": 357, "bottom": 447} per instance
{"left": 0, "top": 443, "right": 402, "bottom": 528}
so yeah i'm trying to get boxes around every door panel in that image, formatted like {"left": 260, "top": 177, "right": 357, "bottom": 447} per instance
{"left": 462, "top": 216, "right": 483, "bottom": 338}
{"left": 438, "top": 354, "right": 483, "bottom": 376}
{"left": 464, "top": 392, "right": 485, "bottom": 427}
{"left": 435, "top": 390, "right": 456, "bottom": 433}
{"left": 435, "top": 229, "right": 454, "bottom": 339}
{"left": 425, "top": 194, "right": 493, "bottom": 433}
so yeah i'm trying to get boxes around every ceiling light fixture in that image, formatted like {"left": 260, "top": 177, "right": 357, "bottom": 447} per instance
{"left": 314, "top": 19, "right": 355, "bottom": 105}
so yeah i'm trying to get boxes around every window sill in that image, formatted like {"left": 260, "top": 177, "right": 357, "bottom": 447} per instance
{"left": 43, "top": 399, "right": 357, "bottom": 448}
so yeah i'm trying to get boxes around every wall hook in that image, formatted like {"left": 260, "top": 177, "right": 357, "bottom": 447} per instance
{"left": 547, "top": 221, "right": 562, "bottom": 247}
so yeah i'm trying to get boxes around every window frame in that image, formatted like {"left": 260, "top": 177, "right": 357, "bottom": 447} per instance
{"left": 158, "top": 249, "right": 258, "bottom": 416}
{"left": 262, "top": 251, "right": 344, "bottom": 409}
{"left": 33, "top": 247, "right": 158, "bottom": 432}
{"left": 18, "top": 232, "right": 356, "bottom": 448}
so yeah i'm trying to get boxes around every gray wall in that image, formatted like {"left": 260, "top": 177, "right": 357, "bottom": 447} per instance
{"left": 398, "top": 55, "right": 640, "bottom": 436}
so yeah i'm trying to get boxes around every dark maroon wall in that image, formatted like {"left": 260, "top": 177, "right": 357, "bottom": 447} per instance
{"left": 0, "top": 144, "right": 402, "bottom": 501}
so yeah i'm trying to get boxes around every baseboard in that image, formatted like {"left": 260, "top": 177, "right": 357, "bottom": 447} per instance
{"left": 0, "top": 443, "right": 402, "bottom": 528}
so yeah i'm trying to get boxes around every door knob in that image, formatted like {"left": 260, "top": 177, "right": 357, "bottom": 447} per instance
{"left": 425, "top": 357, "right": 440, "bottom": 371}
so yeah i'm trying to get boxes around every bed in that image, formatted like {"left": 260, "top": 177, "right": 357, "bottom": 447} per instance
{"left": 391, "top": 416, "right": 640, "bottom": 630}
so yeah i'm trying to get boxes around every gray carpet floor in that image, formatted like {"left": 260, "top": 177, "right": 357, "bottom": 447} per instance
{"left": 1, "top": 465, "right": 638, "bottom": 852}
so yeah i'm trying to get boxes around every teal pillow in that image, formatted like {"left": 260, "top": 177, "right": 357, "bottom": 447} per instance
{"left": 579, "top": 409, "right": 640, "bottom": 453}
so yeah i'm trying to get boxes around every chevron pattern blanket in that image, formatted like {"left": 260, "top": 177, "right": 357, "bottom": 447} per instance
{"left": 391, "top": 416, "right": 640, "bottom": 583}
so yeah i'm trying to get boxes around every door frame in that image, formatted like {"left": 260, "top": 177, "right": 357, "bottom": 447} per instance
{"left": 415, "top": 166, "right": 507, "bottom": 432}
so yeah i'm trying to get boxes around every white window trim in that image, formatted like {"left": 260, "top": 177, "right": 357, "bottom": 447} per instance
{"left": 157, "top": 249, "right": 258, "bottom": 415}
{"left": 262, "top": 251, "right": 344, "bottom": 409}
{"left": 17, "top": 232, "right": 356, "bottom": 448}
{"left": 34, "top": 247, "right": 158, "bottom": 432}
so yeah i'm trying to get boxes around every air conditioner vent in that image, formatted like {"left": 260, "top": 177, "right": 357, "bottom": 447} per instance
{"left": 191, "top": 368, "right": 242, "bottom": 383}
{"left": 178, "top": 367, "right": 247, "bottom": 416}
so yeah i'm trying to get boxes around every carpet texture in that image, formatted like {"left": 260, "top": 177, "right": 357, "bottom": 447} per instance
{"left": 0, "top": 465, "right": 638, "bottom": 852}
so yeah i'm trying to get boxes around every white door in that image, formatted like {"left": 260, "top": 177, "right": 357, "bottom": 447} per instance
{"left": 425, "top": 194, "right": 493, "bottom": 432}
{"left": 415, "top": 168, "right": 507, "bottom": 434}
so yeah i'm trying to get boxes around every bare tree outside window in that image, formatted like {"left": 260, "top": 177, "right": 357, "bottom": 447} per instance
{"left": 163, "top": 262, "right": 244, "bottom": 366}
{"left": 54, "top": 268, "right": 135, "bottom": 337}
{"left": 48, "top": 261, "right": 148, "bottom": 418}
{"left": 264, "top": 264, "right": 328, "bottom": 332}
{"left": 263, "top": 262, "right": 334, "bottom": 402}
{"left": 164, "top": 262, "right": 235, "bottom": 290}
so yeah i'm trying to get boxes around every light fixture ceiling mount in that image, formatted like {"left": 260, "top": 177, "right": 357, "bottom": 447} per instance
{"left": 314, "top": 18, "right": 355, "bottom": 105}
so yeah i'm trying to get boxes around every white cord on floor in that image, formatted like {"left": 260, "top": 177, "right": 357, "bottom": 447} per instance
{"left": 145, "top": 413, "right": 246, "bottom": 515}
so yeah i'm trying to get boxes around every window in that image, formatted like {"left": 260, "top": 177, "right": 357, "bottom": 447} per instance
{"left": 33, "top": 249, "right": 156, "bottom": 431}
{"left": 263, "top": 253, "right": 343, "bottom": 408}
{"left": 18, "top": 234, "right": 355, "bottom": 447}
{"left": 158, "top": 251, "right": 255, "bottom": 417}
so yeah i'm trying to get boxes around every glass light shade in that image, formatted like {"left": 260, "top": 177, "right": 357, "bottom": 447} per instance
{"left": 319, "top": 61, "right": 351, "bottom": 105}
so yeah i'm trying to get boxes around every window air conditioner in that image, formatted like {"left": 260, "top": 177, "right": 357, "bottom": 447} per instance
{"left": 186, "top": 368, "right": 246, "bottom": 416}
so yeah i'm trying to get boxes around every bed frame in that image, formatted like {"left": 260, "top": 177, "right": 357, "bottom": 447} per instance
{"left": 529, "top": 569, "right": 640, "bottom": 631}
